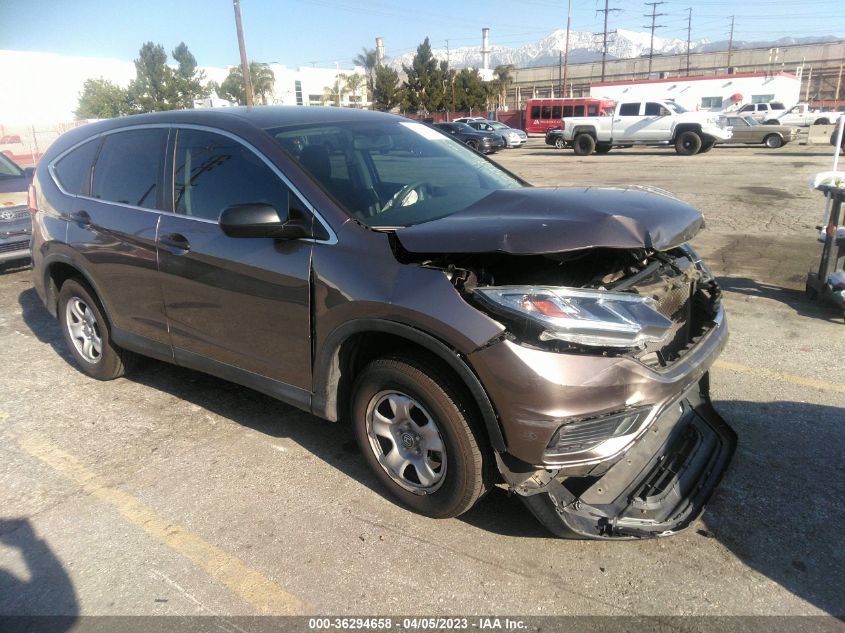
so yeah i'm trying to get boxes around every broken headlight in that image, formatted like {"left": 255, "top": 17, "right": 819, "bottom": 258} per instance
{"left": 475, "top": 286, "right": 673, "bottom": 348}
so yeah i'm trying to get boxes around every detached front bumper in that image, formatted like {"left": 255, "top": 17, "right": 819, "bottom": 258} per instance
{"left": 510, "top": 376, "right": 735, "bottom": 538}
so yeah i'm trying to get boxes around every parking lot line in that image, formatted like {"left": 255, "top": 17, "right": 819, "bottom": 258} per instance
{"left": 17, "top": 433, "right": 307, "bottom": 615}
{"left": 714, "top": 359, "right": 845, "bottom": 395}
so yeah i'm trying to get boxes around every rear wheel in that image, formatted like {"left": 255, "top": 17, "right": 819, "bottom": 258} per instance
{"left": 351, "top": 353, "right": 491, "bottom": 519}
{"left": 764, "top": 134, "right": 783, "bottom": 149}
{"left": 58, "top": 279, "right": 129, "bottom": 380}
{"left": 554, "top": 137, "right": 566, "bottom": 149}
{"left": 572, "top": 133, "right": 596, "bottom": 156}
{"left": 675, "top": 131, "right": 702, "bottom": 155}
{"left": 594, "top": 143, "right": 612, "bottom": 154}
{"left": 814, "top": 118, "right": 831, "bottom": 125}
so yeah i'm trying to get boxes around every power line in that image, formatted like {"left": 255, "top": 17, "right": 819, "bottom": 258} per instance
{"left": 596, "top": 0, "right": 622, "bottom": 81}
{"left": 643, "top": 1, "right": 667, "bottom": 76}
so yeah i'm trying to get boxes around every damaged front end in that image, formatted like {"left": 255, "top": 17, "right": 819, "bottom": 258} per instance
{"left": 391, "top": 187, "right": 736, "bottom": 539}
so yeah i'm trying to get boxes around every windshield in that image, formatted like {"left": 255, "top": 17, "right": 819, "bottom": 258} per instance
{"left": 267, "top": 120, "right": 524, "bottom": 228}
{"left": 486, "top": 121, "right": 508, "bottom": 130}
{"left": 742, "top": 116, "right": 760, "bottom": 126}
{"left": 665, "top": 101, "right": 688, "bottom": 114}
{"left": 0, "top": 153, "right": 24, "bottom": 178}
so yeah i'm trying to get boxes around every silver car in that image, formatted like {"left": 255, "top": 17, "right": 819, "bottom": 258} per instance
{"left": 466, "top": 120, "right": 527, "bottom": 148}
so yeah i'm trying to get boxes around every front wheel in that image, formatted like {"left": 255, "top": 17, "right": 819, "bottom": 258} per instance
{"left": 572, "top": 133, "right": 596, "bottom": 156}
{"left": 764, "top": 134, "right": 783, "bottom": 149}
{"left": 699, "top": 140, "right": 716, "bottom": 153}
{"left": 351, "top": 354, "right": 491, "bottom": 519}
{"left": 675, "top": 131, "right": 702, "bottom": 155}
{"left": 58, "top": 279, "right": 130, "bottom": 380}
{"left": 814, "top": 118, "right": 831, "bottom": 126}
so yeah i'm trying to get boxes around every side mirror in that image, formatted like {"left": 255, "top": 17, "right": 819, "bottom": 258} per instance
{"left": 219, "top": 203, "right": 311, "bottom": 239}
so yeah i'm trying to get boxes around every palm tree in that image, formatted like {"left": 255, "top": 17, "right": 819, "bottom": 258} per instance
{"left": 493, "top": 64, "right": 514, "bottom": 110}
{"left": 250, "top": 62, "right": 275, "bottom": 105}
{"left": 345, "top": 73, "right": 365, "bottom": 108}
{"left": 322, "top": 75, "right": 348, "bottom": 107}
{"left": 353, "top": 47, "right": 378, "bottom": 107}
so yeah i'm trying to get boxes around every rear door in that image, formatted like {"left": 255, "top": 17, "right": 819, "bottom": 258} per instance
{"left": 612, "top": 102, "right": 644, "bottom": 140}
{"left": 64, "top": 127, "right": 171, "bottom": 354}
{"left": 156, "top": 127, "right": 313, "bottom": 390}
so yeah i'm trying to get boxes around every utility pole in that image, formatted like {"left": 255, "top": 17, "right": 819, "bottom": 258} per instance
{"left": 446, "top": 40, "right": 456, "bottom": 115}
{"left": 596, "top": 0, "right": 621, "bottom": 82}
{"left": 561, "top": 0, "right": 572, "bottom": 99}
{"left": 643, "top": 2, "right": 667, "bottom": 77}
{"left": 685, "top": 8, "right": 692, "bottom": 76}
{"left": 726, "top": 15, "right": 735, "bottom": 69}
{"left": 232, "top": 0, "right": 254, "bottom": 106}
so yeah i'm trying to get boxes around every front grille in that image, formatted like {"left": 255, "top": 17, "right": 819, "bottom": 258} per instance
{"left": 0, "top": 205, "right": 29, "bottom": 222}
{"left": 0, "top": 240, "right": 29, "bottom": 254}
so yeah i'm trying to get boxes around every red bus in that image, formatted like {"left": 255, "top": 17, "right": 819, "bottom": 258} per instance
{"left": 523, "top": 98, "right": 616, "bottom": 135}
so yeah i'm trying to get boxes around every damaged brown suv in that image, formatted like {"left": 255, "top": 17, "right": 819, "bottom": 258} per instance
{"left": 30, "top": 107, "right": 735, "bottom": 539}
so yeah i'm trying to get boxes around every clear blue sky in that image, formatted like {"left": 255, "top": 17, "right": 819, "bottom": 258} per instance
{"left": 1, "top": 0, "right": 842, "bottom": 69}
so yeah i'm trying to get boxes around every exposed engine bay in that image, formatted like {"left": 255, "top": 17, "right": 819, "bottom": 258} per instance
{"left": 393, "top": 239, "right": 721, "bottom": 369}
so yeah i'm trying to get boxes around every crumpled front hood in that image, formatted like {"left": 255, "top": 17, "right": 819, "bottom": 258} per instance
{"left": 394, "top": 186, "right": 704, "bottom": 255}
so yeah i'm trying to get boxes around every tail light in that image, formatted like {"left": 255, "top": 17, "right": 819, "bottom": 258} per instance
{"left": 28, "top": 183, "right": 38, "bottom": 215}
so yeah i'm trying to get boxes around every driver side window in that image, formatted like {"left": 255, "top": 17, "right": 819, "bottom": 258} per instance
{"left": 173, "top": 129, "right": 291, "bottom": 222}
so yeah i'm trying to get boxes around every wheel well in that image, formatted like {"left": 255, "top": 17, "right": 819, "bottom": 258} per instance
{"left": 44, "top": 262, "right": 85, "bottom": 316}
{"left": 572, "top": 127, "right": 597, "bottom": 139}
{"left": 317, "top": 327, "right": 506, "bottom": 452}
{"left": 673, "top": 124, "right": 702, "bottom": 140}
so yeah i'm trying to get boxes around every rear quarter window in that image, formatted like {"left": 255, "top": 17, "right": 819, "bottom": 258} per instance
{"left": 53, "top": 138, "right": 102, "bottom": 195}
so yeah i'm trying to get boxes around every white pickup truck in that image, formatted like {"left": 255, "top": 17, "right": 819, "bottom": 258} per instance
{"left": 556, "top": 100, "right": 732, "bottom": 156}
{"left": 767, "top": 103, "right": 837, "bottom": 127}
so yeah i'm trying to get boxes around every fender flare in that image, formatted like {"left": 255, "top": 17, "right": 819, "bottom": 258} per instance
{"left": 39, "top": 251, "right": 113, "bottom": 322}
{"left": 312, "top": 319, "right": 507, "bottom": 452}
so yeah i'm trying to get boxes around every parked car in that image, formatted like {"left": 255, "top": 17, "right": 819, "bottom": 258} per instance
{"left": 465, "top": 120, "right": 527, "bottom": 148}
{"left": 736, "top": 101, "right": 787, "bottom": 121}
{"left": 0, "top": 152, "right": 34, "bottom": 266}
{"left": 724, "top": 115, "right": 798, "bottom": 148}
{"left": 767, "top": 103, "right": 835, "bottom": 127}
{"left": 433, "top": 122, "right": 504, "bottom": 153}
{"left": 452, "top": 117, "right": 487, "bottom": 124}
{"left": 30, "top": 107, "right": 735, "bottom": 539}
{"left": 555, "top": 100, "right": 731, "bottom": 155}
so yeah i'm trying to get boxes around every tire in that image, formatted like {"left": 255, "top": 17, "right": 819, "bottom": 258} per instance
{"left": 554, "top": 137, "right": 566, "bottom": 149}
{"left": 351, "top": 353, "right": 491, "bottom": 519}
{"left": 675, "top": 130, "right": 702, "bottom": 155}
{"left": 699, "top": 140, "right": 716, "bottom": 153}
{"left": 814, "top": 118, "right": 830, "bottom": 126}
{"left": 763, "top": 119, "right": 780, "bottom": 125}
{"left": 466, "top": 140, "right": 478, "bottom": 151}
{"left": 594, "top": 143, "right": 612, "bottom": 154}
{"left": 572, "top": 133, "right": 596, "bottom": 156}
{"left": 58, "top": 278, "right": 129, "bottom": 380}
{"left": 764, "top": 134, "right": 783, "bottom": 149}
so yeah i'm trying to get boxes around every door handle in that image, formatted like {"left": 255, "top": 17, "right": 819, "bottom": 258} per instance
{"left": 613, "top": 118, "right": 622, "bottom": 122}
{"left": 159, "top": 232, "right": 191, "bottom": 253}
{"left": 69, "top": 210, "right": 90, "bottom": 225}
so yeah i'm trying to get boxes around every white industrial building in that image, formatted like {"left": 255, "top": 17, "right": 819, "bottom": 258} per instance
{"left": 589, "top": 71, "right": 802, "bottom": 112}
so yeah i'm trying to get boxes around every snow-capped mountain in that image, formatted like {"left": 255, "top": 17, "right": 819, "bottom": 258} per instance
{"left": 388, "top": 29, "right": 839, "bottom": 70}
{"left": 389, "top": 28, "right": 708, "bottom": 70}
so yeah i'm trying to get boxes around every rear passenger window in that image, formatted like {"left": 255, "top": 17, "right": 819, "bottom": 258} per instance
{"left": 619, "top": 103, "right": 640, "bottom": 116}
{"left": 54, "top": 138, "right": 101, "bottom": 195}
{"left": 92, "top": 129, "right": 166, "bottom": 209}
{"left": 173, "top": 129, "right": 289, "bottom": 222}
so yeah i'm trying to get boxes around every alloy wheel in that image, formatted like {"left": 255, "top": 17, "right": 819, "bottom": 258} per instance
{"left": 65, "top": 297, "right": 103, "bottom": 363}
